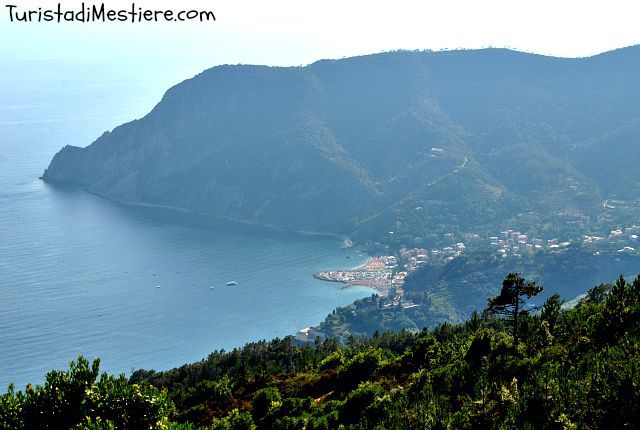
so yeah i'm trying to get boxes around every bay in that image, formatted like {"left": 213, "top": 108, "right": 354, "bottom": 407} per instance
{"left": 0, "top": 58, "right": 369, "bottom": 390}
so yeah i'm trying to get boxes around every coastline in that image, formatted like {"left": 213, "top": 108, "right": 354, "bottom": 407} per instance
{"left": 312, "top": 255, "right": 396, "bottom": 298}
{"left": 56, "top": 185, "right": 351, "bottom": 241}
{"left": 42, "top": 181, "right": 379, "bottom": 351}
{"left": 6, "top": 181, "right": 370, "bottom": 388}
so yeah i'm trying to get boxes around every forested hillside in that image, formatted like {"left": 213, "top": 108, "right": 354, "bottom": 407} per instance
{"left": 43, "top": 47, "right": 640, "bottom": 245}
{"left": 3, "top": 274, "right": 640, "bottom": 429}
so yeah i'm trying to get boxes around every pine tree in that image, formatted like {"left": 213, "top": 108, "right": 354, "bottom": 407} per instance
{"left": 486, "top": 273, "right": 543, "bottom": 347}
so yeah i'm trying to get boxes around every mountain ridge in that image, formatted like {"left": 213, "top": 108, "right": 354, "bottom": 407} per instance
{"left": 43, "top": 46, "right": 640, "bottom": 243}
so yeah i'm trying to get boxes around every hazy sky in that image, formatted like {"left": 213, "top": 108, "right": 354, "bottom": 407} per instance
{"left": 3, "top": 0, "right": 640, "bottom": 69}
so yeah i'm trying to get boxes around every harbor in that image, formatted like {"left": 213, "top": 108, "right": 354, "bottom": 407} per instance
{"left": 313, "top": 255, "right": 402, "bottom": 297}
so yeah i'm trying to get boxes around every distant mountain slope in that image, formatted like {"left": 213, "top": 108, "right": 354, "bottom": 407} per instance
{"left": 43, "top": 47, "right": 640, "bottom": 240}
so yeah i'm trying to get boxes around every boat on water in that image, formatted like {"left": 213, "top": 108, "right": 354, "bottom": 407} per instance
{"left": 342, "top": 239, "right": 354, "bottom": 250}
{"left": 226, "top": 281, "right": 238, "bottom": 286}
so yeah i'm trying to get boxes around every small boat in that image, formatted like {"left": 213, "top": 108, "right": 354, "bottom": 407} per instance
{"left": 226, "top": 281, "right": 238, "bottom": 286}
{"left": 342, "top": 239, "right": 354, "bottom": 249}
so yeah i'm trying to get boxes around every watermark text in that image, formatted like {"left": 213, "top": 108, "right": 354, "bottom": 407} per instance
{"left": 5, "top": 2, "right": 216, "bottom": 23}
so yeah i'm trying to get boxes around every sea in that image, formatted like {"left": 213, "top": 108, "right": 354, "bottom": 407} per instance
{"left": 0, "top": 57, "right": 370, "bottom": 390}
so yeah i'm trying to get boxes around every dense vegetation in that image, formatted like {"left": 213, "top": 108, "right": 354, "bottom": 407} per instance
{"left": 319, "top": 248, "right": 640, "bottom": 341}
{"left": 43, "top": 47, "right": 640, "bottom": 247}
{"left": 3, "top": 273, "right": 640, "bottom": 429}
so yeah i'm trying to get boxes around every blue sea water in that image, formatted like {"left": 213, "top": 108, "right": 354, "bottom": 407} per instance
{"left": 0, "top": 58, "right": 370, "bottom": 390}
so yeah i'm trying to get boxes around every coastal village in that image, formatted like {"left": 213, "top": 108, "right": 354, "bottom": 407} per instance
{"left": 487, "top": 225, "right": 640, "bottom": 257}
{"left": 583, "top": 225, "right": 640, "bottom": 254}
{"left": 300, "top": 255, "right": 415, "bottom": 343}
{"left": 296, "top": 224, "right": 640, "bottom": 343}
